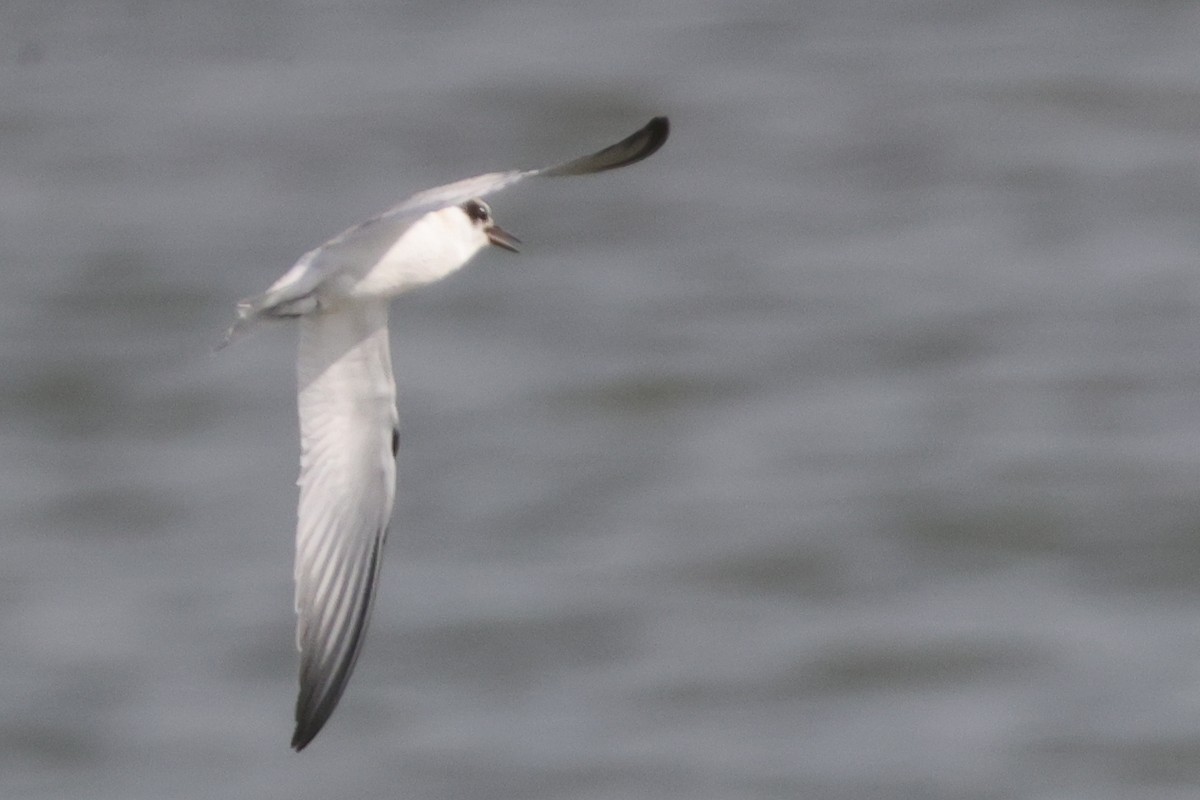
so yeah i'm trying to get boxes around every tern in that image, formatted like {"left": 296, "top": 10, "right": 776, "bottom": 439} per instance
{"left": 223, "top": 116, "right": 669, "bottom": 750}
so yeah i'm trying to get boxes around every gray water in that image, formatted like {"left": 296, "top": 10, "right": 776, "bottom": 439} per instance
{"left": 5, "top": 1, "right": 1200, "bottom": 798}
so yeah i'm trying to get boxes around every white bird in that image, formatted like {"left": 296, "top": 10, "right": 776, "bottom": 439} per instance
{"left": 223, "top": 117, "right": 669, "bottom": 750}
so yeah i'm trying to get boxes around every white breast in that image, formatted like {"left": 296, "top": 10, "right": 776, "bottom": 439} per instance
{"left": 347, "top": 207, "right": 487, "bottom": 299}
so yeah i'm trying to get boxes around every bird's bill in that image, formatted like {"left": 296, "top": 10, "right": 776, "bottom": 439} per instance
{"left": 487, "top": 225, "right": 521, "bottom": 252}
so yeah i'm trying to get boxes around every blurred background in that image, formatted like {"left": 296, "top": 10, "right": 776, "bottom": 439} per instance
{"left": 5, "top": 1, "right": 1200, "bottom": 798}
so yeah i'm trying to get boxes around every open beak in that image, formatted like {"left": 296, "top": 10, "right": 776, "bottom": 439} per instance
{"left": 487, "top": 224, "right": 521, "bottom": 253}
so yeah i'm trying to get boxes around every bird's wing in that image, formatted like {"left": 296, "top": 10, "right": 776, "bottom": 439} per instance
{"left": 224, "top": 116, "right": 670, "bottom": 336}
{"left": 369, "top": 114, "right": 669, "bottom": 221}
{"left": 290, "top": 300, "right": 398, "bottom": 750}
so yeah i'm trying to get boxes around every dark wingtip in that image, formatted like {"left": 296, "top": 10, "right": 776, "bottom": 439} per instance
{"left": 290, "top": 674, "right": 339, "bottom": 752}
{"left": 290, "top": 677, "right": 343, "bottom": 751}
{"left": 541, "top": 115, "right": 671, "bottom": 177}
{"left": 291, "top": 702, "right": 322, "bottom": 751}
{"left": 291, "top": 724, "right": 316, "bottom": 752}
{"left": 642, "top": 116, "right": 670, "bottom": 160}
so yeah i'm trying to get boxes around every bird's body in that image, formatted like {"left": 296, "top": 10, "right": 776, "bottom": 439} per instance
{"left": 224, "top": 117, "right": 669, "bottom": 750}
{"left": 347, "top": 207, "right": 485, "bottom": 297}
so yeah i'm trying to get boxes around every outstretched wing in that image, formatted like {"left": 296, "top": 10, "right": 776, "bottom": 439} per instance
{"left": 390, "top": 115, "right": 670, "bottom": 211}
{"left": 223, "top": 117, "right": 670, "bottom": 339}
{"left": 290, "top": 300, "right": 398, "bottom": 750}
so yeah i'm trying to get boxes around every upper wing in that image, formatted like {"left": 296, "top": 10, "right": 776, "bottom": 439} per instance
{"left": 290, "top": 300, "right": 398, "bottom": 750}
{"left": 224, "top": 117, "right": 670, "bottom": 335}
{"left": 389, "top": 115, "right": 669, "bottom": 212}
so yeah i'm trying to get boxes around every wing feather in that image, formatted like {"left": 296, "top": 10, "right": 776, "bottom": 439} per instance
{"left": 291, "top": 300, "right": 398, "bottom": 751}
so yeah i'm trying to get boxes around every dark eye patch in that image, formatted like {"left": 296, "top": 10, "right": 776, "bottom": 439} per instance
{"left": 461, "top": 200, "right": 490, "bottom": 222}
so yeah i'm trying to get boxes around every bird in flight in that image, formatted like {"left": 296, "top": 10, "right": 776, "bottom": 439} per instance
{"left": 222, "top": 116, "right": 669, "bottom": 750}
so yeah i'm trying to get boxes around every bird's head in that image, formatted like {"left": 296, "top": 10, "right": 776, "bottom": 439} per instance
{"left": 460, "top": 199, "right": 521, "bottom": 253}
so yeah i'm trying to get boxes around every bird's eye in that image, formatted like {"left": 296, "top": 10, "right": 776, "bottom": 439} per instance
{"left": 462, "top": 200, "right": 490, "bottom": 223}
